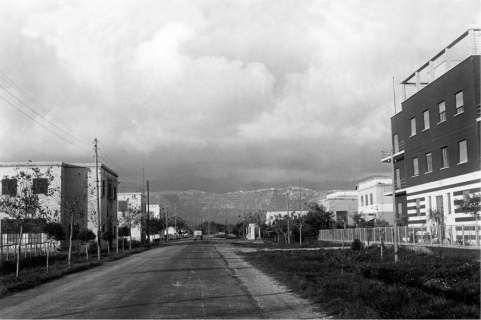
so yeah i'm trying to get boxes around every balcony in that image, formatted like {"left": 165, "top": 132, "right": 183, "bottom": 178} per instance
{"left": 400, "top": 28, "right": 480, "bottom": 103}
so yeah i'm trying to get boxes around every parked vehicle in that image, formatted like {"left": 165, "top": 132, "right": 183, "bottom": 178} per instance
{"left": 193, "top": 230, "right": 203, "bottom": 240}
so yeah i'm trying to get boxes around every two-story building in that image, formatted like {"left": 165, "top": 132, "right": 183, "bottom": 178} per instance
{"left": 321, "top": 191, "right": 358, "bottom": 225}
{"left": 0, "top": 161, "right": 118, "bottom": 245}
{"left": 355, "top": 176, "right": 394, "bottom": 225}
{"left": 382, "top": 29, "right": 480, "bottom": 231}
{"left": 117, "top": 192, "right": 145, "bottom": 241}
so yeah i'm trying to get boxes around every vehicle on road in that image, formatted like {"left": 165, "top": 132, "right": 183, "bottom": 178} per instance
{"left": 193, "top": 230, "right": 203, "bottom": 240}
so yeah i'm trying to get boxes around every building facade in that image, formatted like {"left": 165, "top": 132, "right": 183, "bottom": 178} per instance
{"left": 356, "top": 176, "right": 394, "bottom": 225}
{"left": 382, "top": 29, "right": 480, "bottom": 232}
{"left": 0, "top": 162, "right": 118, "bottom": 245}
{"left": 321, "top": 191, "right": 358, "bottom": 225}
{"left": 117, "top": 192, "right": 145, "bottom": 241}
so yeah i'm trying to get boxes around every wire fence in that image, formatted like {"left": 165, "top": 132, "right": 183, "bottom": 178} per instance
{"left": 318, "top": 224, "right": 480, "bottom": 248}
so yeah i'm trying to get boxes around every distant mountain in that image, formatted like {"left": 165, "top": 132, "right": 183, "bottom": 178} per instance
{"left": 146, "top": 187, "right": 328, "bottom": 226}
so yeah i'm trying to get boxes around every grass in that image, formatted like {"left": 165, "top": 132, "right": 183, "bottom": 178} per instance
{"left": 0, "top": 245, "right": 153, "bottom": 298}
{"left": 241, "top": 245, "right": 480, "bottom": 319}
{"left": 231, "top": 238, "right": 341, "bottom": 249}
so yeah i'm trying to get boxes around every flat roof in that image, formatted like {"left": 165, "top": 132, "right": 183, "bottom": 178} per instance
{"left": 0, "top": 161, "right": 118, "bottom": 177}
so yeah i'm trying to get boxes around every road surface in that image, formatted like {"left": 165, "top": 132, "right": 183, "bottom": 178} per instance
{"left": 0, "top": 241, "right": 323, "bottom": 319}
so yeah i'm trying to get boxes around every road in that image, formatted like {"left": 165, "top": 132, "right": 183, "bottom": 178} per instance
{"left": 0, "top": 241, "right": 323, "bottom": 319}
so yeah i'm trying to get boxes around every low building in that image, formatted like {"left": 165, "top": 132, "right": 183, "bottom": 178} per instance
{"left": 356, "top": 176, "right": 394, "bottom": 225}
{"left": 117, "top": 192, "right": 145, "bottom": 241}
{"left": 265, "top": 210, "right": 308, "bottom": 226}
{"left": 321, "top": 191, "right": 358, "bottom": 225}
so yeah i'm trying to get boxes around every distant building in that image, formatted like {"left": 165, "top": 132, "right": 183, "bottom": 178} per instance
{"left": 117, "top": 192, "right": 145, "bottom": 241}
{"left": 265, "top": 210, "right": 308, "bottom": 226}
{"left": 148, "top": 204, "right": 161, "bottom": 219}
{"left": 355, "top": 176, "right": 394, "bottom": 225}
{"left": 247, "top": 223, "right": 258, "bottom": 240}
{"left": 381, "top": 29, "right": 481, "bottom": 228}
{"left": 321, "top": 191, "right": 358, "bottom": 225}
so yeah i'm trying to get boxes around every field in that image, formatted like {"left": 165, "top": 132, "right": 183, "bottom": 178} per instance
{"left": 242, "top": 245, "right": 480, "bottom": 319}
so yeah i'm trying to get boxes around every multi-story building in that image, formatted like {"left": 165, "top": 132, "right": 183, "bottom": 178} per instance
{"left": 355, "top": 176, "right": 394, "bottom": 225}
{"left": 0, "top": 161, "right": 118, "bottom": 244}
{"left": 382, "top": 29, "right": 480, "bottom": 230}
{"left": 321, "top": 191, "right": 358, "bottom": 225}
{"left": 117, "top": 192, "right": 145, "bottom": 241}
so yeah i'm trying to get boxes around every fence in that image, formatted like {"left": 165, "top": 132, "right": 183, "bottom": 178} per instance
{"left": 0, "top": 233, "right": 59, "bottom": 261}
{"left": 318, "top": 224, "right": 481, "bottom": 248}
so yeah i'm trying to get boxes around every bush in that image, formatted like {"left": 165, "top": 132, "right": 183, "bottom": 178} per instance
{"left": 351, "top": 239, "right": 363, "bottom": 251}
{"left": 78, "top": 229, "right": 96, "bottom": 243}
{"left": 43, "top": 223, "right": 66, "bottom": 241}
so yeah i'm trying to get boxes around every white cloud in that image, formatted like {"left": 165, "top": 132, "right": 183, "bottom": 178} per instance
{"left": 0, "top": 0, "right": 479, "bottom": 191}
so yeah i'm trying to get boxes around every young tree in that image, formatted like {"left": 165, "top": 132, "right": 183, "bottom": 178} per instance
{"left": 0, "top": 167, "right": 58, "bottom": 278}
{"left": 78, "top": 229, "right": 95, "bottom": 261}
{"left": 43, "top": 222, "right": 66, "bottom": 273}
{"left": 461, "top": 193, "right": 480, "bottom": 245}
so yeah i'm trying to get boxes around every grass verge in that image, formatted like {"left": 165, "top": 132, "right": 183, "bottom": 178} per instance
{"left": 242, "top": 246, "right": 480, "bottom": 319}
{"left": 0, "top": 246, "right": 152, "bottom": 298}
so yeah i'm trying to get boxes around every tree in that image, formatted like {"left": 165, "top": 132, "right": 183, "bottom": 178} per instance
{"left": 460, "top": 193, "right": 480, "bottom": 245}
{"left": 118, "top": 225, "right": 130, "bottom": 251}
{"left": 43, "top": 222, "right": 66, "bottom": 273}
{"left": 118, "top": 201, "right": 141, "bottom": 250}
{"left": 78, "top": 229, "right": 96, "bottom": 261}
{"left": 302, "top": 202, "right": 334, "bottom": 238}
{"left": 0, "top": 167, "right": 59, "bottom": 278}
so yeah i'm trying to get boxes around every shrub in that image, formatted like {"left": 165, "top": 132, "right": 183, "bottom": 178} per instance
{"left": 43, "top": 223, "right": 66, "bottom": 241}
{"left": 78, "top": 229, "right": 96, "bottom": 243}
{"left": 351, "top": 239, "right": 363, "bottom": 251}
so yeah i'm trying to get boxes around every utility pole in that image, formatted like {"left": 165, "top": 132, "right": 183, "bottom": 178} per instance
{"left": 392, "top": 76, "right": 399, "bottom": 263}
{"left": 146, "top": 180, "right": 150, "bottom": 246}
{"left": 165, "top": 207, "right": 168, "bottom": 241}
{"left": 94, "top": 138, "right": 101, "bottom": 261}
{"left": 174, "top": 203, "right": 177, "bottom": 235}
{"left": 286, "top": 189, "right": 290, "bottom": 245}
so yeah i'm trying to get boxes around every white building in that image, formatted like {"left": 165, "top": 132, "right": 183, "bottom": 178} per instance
{"left": 321, "top": 191, "right": 358, "bottom": 225}
{"left": 117, "top": 192, "right": 145, "bottom": 241}
{"left": 356, "top": 176, "right": 394, "bottom": 225}
{"left": 148, "top": 204, "right": 161, "bottom": 219}
{"left": 265, "top": 210, "right": 308, "bottom": 226}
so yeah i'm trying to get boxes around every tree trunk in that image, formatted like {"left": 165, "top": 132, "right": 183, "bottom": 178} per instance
{"left": 16, "top": 224, "right": 23, "bottom": 278}
{"left": 68, "top": 216, "right": 73, "bottom": 269}
{"left": 129, "top": 222, "right": 132, "bottom": 251}
{"left": 46, "top": 245, "right": 49, "bottom": 273}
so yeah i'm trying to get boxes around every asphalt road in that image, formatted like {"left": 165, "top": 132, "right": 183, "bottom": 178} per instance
{"left": 0, "top": 241, "right": 323, "bottom": 319}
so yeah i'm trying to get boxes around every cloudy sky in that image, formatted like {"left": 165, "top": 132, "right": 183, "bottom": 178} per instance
{"left": 0, "top": 0, "right": 479, "bottom": 192}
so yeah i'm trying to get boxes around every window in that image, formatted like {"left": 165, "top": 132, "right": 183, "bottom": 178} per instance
{"left": 425, "top": 152, "right": 432, "bottom": 172}
{"left": 397, "top": 202, "right": 402, "bottom": 218}
{"left": 393, "top": 134, "right": 399, "bottom": 153}
{"left": 361, "top": 196, "right": 364, "bottom": 206}
{"left": 412, "top": 157, "right": 419, "bottom": 176}
{"left": 32, "top": 178, "right": 48, "bottom": 194}
{"left": 410, "top": 117, "right": 416, "bottom": 136}
{"left": 114, "top": 186, "right": 117, "bottom": 200}
{"left": 108, "top": 182, "right": 112, "bottom": 200}
{"left": 118, "top": 200, "right": 128, "bottom": 211}
{"left": 455, "top": 91, "right": 464, "bottom": 114}
{"left": 1, "top": 178, "right": 17, "bottom": 196}
{"left": 441, "top": 146, "right": 449, "bottom": 168}
{"left": 415, "top": 199, "right": 421, "bottom": 216}
{"left": 101, "top": 180, "right": 105, "bottom": 198}
{"left": 438, "top": 101, "right": 446, "bottom": 122}
{"left": 369, "top": 193, "right": 373, "bottom": 205}
{"left": 365, "top": 195, "right": 368, "bottom": 206}
{"left": 458, "top": 140, "right": 467, "bottom": 164}
{"left": 423, "top": 110, "right": 430, "bottom": 130}
{"left": 395, "top": 168, "right": 401, "bottom": 189}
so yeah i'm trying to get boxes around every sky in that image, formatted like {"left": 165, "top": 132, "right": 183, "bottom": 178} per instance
{"left": 0, "top": 0, "right": 479, "bottom": 192}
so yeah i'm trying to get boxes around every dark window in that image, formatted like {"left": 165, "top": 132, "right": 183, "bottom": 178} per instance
{"left": 32, "top": 178, "right": 48, "bottom": 194}
{"left": 113, "top": 186, "right": 117, "bottom": 200}
{"left": 101, "top": 180, "right": 105, "bottom": 198}
{"left": 416, "top": 199, "right": 421, "bottom": 216}
{"left": 118, "top": 200, "right": 128, "bottom": 211}
{"left": 369, "top": 193, "right": 373, "bottom": 205}
{"left": 1, "top": 179, "right": 17, "bottom": 196}
{"left": 108, "top": 183, "right": 112, "bottom": 200}
{"left": 455, "top": 91, "right": 464, "bottom": 114}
